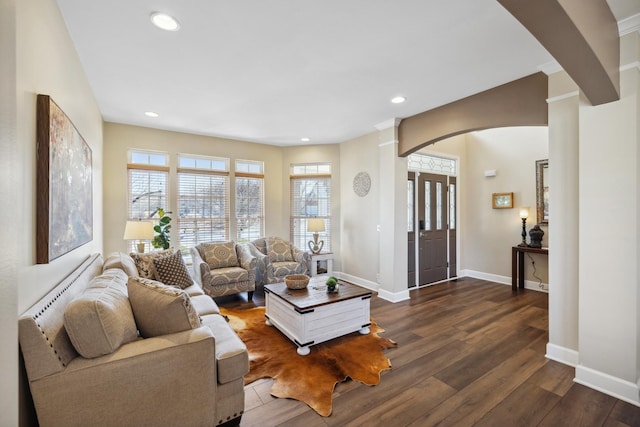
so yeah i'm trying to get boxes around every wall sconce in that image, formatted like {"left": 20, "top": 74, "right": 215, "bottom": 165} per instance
{"left": 123, "top": 220, "right": 155, "bottom": 253}
{"left": 518, "top": 207, "right": 529, "bottom": 247}
{"left": 307, "top": 218, "right": 325, "bottom": 254}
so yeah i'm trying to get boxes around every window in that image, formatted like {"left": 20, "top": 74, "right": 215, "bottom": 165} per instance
{"left": 235, "top": 160, "right": 264, "bottom": 243}
{"left": 290, "top": 163, "right": 331, "bottom": 252}
{"left": 177, "top": 155, "right": 229, "bottom": 257}
{"left": 407, "top": 180, "right": 414, "bottom": 233}
{"left": 408, "top": 152, "right": 457, "bottom": 175}
{"left": 127, "top": 150, "right": 169, "bottom": 253}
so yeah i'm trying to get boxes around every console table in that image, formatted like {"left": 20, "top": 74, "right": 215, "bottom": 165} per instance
{"left": 511, "top": 246, "right": 549, "bottom": 291}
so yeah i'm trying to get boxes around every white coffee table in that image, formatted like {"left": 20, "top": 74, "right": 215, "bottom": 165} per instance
{"left": 264, "top": 277, "right": 372, "bottom": 356}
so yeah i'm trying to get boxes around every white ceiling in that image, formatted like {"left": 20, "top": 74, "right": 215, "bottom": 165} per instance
{"left": 55, "top": 0, "right": 639, "bottom": 146}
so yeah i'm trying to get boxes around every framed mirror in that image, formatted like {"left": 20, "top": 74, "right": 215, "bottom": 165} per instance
{"left": 536, "top": 159, "right": 549, "bottom": 225}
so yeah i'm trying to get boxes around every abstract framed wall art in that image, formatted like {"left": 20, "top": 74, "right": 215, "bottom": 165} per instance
{"left": 36, "top": 95, "right": 93, "bottom": 264}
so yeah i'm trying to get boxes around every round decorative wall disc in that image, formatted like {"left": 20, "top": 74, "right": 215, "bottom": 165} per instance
{"left": 353, "top": 171, "right": 371, "bottom": 197}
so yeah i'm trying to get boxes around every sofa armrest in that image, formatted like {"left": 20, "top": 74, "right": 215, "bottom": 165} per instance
{"left": 190, "top": 247, "right": 207, "bottom": 287}
{"left": 292, "top": 246, "right": 310, "bottom": 274}
{"left": 30, "top": 327, "right": 218, "bottom": 427}
{"left": 247, "top": 243, "right": 269, "bottom": 285}
{"left": 236, "top": 244, "right": 257, "bottom": 272}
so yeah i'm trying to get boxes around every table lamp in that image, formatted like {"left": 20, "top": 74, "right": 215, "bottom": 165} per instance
{"left": 518, "top": 207, "right": 529, "bottom": 247}
{"left": 307, "top": 218, "right": 325, "bottom": 254}
{"left": 123, "top": 220, "right": 155, "bottom": 253}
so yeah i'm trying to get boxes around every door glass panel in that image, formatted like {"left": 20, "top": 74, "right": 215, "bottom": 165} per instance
{"left": 449, "top": 183, "right": 456, "bottom": 230}
{"left": 407, "top": 180, "right": 414, "bottom": 232}
{"left": 436, "top": 182, "right": 443, "bottom": 230}
{"left": 425, "top": 182, "right": 431, "bottom": 231}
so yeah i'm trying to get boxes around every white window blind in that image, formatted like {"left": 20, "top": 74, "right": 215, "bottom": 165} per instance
{"left": 127, "top": 150, "right": 169, "bottom": 253}
{"left": 236, "top": 160, "right": 264, "bottom": 243}
{"left": 177, "top": 155, "right": 230, "bottom": 257}
{"left": 290, "top": 163, "right": 331, "bottom": 252}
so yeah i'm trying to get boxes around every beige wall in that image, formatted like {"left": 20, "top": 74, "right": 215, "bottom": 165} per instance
{"left": 103, "top": 123, "right": 342, "bottom": 268}
{"left": 429, "top": 127, "right": 549, "bottom": 286}
{"left": 13, "top": 0, "right": 105, "bottom": 424}
{"left": 1, "top": 0, "right": 18, "bottom": 424}
{"left": 103, "top": 123, "right": 287, "bottom": 254}
{"left": 16, "top": 0, "right": 105, "bottom": 313}
{"left": 339, "top": 131, "right": 380, "bottom": 284}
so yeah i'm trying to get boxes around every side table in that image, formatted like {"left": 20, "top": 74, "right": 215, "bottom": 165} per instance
{"left": 511, "top": 246, "right": 549, "bottom": 291}
{"left": 309, "top": 252, "right": 333, "bottom": 276}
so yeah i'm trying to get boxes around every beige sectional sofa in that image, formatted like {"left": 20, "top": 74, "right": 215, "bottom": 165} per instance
{"left": 19, "top": 252, "right": 248, "bottom": 427}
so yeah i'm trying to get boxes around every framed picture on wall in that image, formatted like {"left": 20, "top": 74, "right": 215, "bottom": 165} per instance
{"left": 36, "top": 94, "right": 93, "bottom": 264}
{"left": 536, "top": 159, "right": 549, "bottom": 224}
{"left": 492, "top": 192, "right": 513, "bottom": 209}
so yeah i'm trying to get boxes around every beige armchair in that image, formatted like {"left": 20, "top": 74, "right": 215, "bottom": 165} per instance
{"left": 249, "top": 236, "right": 310, "bottom": 285}
{"left": 191, "top": 241, "right": 257, "bottom": 300}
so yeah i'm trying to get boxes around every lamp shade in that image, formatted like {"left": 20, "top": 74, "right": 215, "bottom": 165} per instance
{"left": 519, "top": 207, "right": 530, "bottom": 219}
{"left": 123, "top": 220, "right": 155, "bottom": 240}
{"left": 307, "top": 218, "right": 325, "bottom": 233}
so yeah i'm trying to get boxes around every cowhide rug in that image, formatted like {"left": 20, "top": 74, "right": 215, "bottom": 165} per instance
{"left": 220, "top": 306, "right": 397, "bottom": 417}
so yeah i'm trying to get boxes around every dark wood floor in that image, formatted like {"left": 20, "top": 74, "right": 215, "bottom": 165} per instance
{"left": 215, "top": 277, "right": 640, "bottom": 427}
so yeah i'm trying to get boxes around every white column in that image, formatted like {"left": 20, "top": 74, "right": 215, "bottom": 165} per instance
{"left": 546, "top": 72, "right": 580, "bottom": 365}
{"left": 575, "top": 35, "right": 640, "bottom": 404}
{"left": 376, "top": 119, "right": 409, "bottom": 302}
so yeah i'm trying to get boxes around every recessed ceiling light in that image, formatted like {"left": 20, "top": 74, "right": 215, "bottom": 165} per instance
{"left": 301, "top": 137, "right": 310, "bottom": 142}
{"left": 144, "top": 111, "right": 159, "bottom": 118}
{"left": 391, "top": 96, "right": 406, "bottom": 104}
{"left": 150, "top": 12, "right": 180, "bottom": 31}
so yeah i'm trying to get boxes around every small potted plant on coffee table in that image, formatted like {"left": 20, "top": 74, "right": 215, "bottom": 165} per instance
{"left": 325, "top": 276, "right": 339, "bottom": 293}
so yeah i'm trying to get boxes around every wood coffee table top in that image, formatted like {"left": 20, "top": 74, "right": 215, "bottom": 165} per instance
{"left": 264, "top": 277, "right": 372, "bottom": 312}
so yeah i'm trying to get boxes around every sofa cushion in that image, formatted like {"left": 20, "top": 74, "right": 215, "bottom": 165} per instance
{"left": 198, "top": 241, "right": 239, "bottom": 270}
{"left": 153, "top": 250, "right": 194, "bottom": 290}
{"left": 130, "top": 249, "right": 175, "bottom": 280}
{"left": 191, "top": 295, "right": 220, "bottom": 316}
{"left": 266, "top": 237, "right": 293, "bottom": 262}
{"left": 201, "top": 314, "right": 249, "bottom": 384}
{"left": 127, "top": 277, "right": 201, "bottom": 338}
{"left": 103, "top": 252, "right": 139, "bottom": 277}
{"left": 272, "top": 261, "right": 305, "bottom": 278}
{"left": 209, "top": 267, "right": 249, "bottom": 285}
{"left": 182, "top": 282, "right": 205, "bottom": 297}
{"left": 64, "top": 270, "right": 138, "bottom": 358}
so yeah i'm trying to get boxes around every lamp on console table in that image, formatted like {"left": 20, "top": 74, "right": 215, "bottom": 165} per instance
{"left": 123, "top": 220, "right": 155, "bottom": 253}
{"left": 518, "top": 207, "right": 529, "bottom": 247}
{"left": 307, "top": 218, "right": 325, "bottom": 254}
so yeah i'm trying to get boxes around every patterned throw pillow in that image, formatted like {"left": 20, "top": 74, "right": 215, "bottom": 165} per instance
{"left": 153, "top": 251, "right": 194, "bottom": 289}
{"left": 198, "top": 241, "right": 239, "bottom": 270}
{"left": 266, "top": 237, "right": 294, "bottom": 262}
{"left": 130, "top": 249, "right": 175, "bottom": 279}
{"left": 127, "top": 276, "right": 201, "bottom": 338}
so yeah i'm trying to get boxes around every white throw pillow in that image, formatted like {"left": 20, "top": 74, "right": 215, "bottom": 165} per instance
{"left": 64, "top": 270, "right": 138, "bottom": 358}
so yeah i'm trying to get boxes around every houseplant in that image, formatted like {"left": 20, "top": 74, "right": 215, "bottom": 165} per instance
{"left": 151, "top": 207, "right": 172, "bottom": 250}
{"left": 325, "top": 276, "right": 339, "bottom": 293}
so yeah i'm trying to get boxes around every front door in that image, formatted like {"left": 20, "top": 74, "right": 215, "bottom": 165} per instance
{"left": 418, "top": 173, "right": 448, "bottom": 285}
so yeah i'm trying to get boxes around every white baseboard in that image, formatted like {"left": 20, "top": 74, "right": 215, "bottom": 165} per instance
{"left": 336, "top": 271, "right": 410, "bottom": 302}
{"left": 335, "top": 272, "right": 378, "bottom": 292}
{"left": 459, "top": 269, "right": 548, "bottom": 293}
{"left": 575, "top": 365, "right": 640, "bottom": 407}
{"left": 377, "top": 288, "right": 411, "bottom": 303}
{"left": 545, "top": 343, "right": 579, "bottom": 367}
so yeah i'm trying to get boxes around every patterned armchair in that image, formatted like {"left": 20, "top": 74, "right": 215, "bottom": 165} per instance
{"left": 249, "top": 237, "right": 310, "bottom": 285}
{"left": 191, "top": 241, "right": 257, "bottom": 300}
